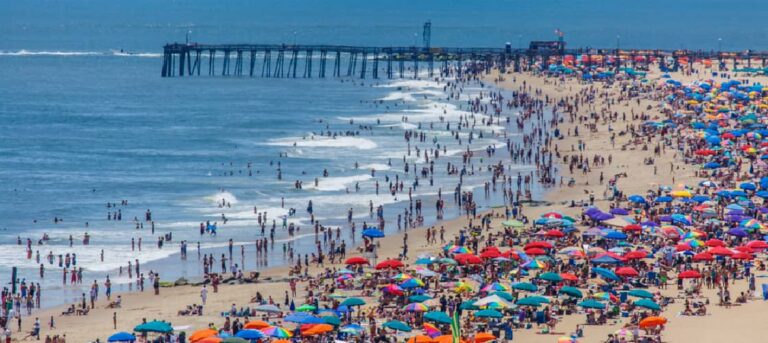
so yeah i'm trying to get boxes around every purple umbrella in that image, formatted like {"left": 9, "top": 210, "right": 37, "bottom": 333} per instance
{"left": 727, "top": 228, "right": 748, "bottom": 237}
{"left": 610, "top": 208, "right": 630, "bottom": 215}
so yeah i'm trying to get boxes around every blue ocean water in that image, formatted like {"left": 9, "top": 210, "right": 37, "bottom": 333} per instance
{"left": 0, "top": 0, "right": 765, "bottom": 306}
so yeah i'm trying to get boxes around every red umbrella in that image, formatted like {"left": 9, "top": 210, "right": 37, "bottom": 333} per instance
{"left": 623, "top": 224, "right": 642, "bottom": 232}
{"left": 707, "top": 246, "right": 733, "bottom": 256}
{"left": 524, "top": 248, "right": 547, "bottom": 256}
{"left": 375, "top": 259, "right": 404, "bottom": 270}
{"left": 623, "top": 250, "right": 648, "bottom": 260}
{"left": 747, "top": 240, "right": 768, "bottom": 250}
{"left": 501, "top": 250, "right": 520, "bottom": 260}
{"left": 692, "top": 252, "right": 714, "bottom": 262}
{"left": 678, "top": 270, "right": 702, "bottom": 279}
{"left": 705, "top": 239, "right": 725, "bottom": 247}
{"left": 560, "top": 273, "right": 579, "bottom": 282}
{"left": 542, "top": 212, "right": 562, "bottom": 219}
{"left": 544, "top": 230, "right": 565, "bottom": 238}
{"left": 479, "top": 250, "right": 501, "bottom": 259}
{"left": 615, "top": 267, "right": 639, "bottom": 277}
{"left": 524, "top": 241, "right": 553, "bottom": 250}
{"left": 454, "top": 254, "right": 483, "bottom": 265}
{"left": 695, "top": 149, "right": 717, "bottom": 156}
{"left": 731, "top": 252, "right": 754, "bottom": 260}
{"left": 345, "top": 256, "right": 369, "bottom": 265}
{"left": 734, "top": 246, "right": 754, "bottom": 253}
{"left": 674, "top": 244, "right": 692, "bottom": 252}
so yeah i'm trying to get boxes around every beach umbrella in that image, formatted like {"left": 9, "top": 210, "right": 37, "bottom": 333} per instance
{"left": 404, "top": 303, "right": 429, "bottom": 312}
{"left": 407, "top": 336, "right": 437, "bottom": 343}
{"left": 284, "top": 312, "right": 315, "bottom": 323}
{"left": 423, "top": 311, "right": 452, "bottom": 324}
{"left": 190, "top": 329, "right": 219, "bottom": 343}
{"left": 253, "top": 304, "right": 282, "bottom": 313}
{"left": 577, "top": 299, "right": 606, "bottom": 309}
{"left": 362, "top": 228, "right": 384, "bottom": 238}
{"left": 235, "top": 330, "right": 265, "bottom": 340}
{"left": 473, "top": 333, "right": 496, "bottom": 343}
{"left": 627, "top": 195, "right": 646, "bottom": 203}
{"left": 260, "top": 327, "right": 293, "bottom": 338}
{"left": 221, "top": 338, "right": 247, "bottom": 343}
{"left": 615, "top": 267, "right": 639, "bottom": 277}
{"left": 539, "top": 272, "right": 563, "bottom": 282}
{"left": 197, "top": 338, "right": 222, "bottom": 343}
{"left": 473, "top": 295, "right": 515, "bottom": 308}
{"left": 633, "top": 299, "right": 661, "bottom": 311}
{"left": 502, "top": 220, "right": 525, "bottom": 228}
{"left": 344, "top": 257, "right": 369, "bottom": 265}
{"left": 603, "top": 230, "right": 628, "bottom": 240}
{"left": 301, "top": 324, "right": 334, "bottom": 336}
{"left": 705, "top": 239, "right": 726, "bottom": 247}
{"left": 474, "top": 309, "right": 503, "bottom": 318}
{"left": 639, "top": 316, "right": 667, "bottom": 329}
{"left": 479, "top": 249, "right": 502, "bottom": 259}
{"left": 623, "top": 250, "right": 649, "bottom": 260}
{"left": 708, "top": 246, "right": 733, "bottom": 256}
{"left": 375, "top": 259, "right": 404, "bottom": 270}
{"left": 628, "top": 289, "right": 654, "bottom": 299}
{"left": 693, "top": 252, "right": 714, "bottom": 262}
{"left": 746, "top": 240, "right": 768, "bottom": 249}
{"left": 593, "top": 267, "right": 620, "bottom": 281}
{"left": 544, "top": 229, "right": 566, "bottom": 238}
{"left": 490, "top": 291, "right": 514, "bottom": 301}
{"left": 383, "top": 320, "right": 413, "bottom": 332}
{"left": 511, "top": 282, "right": 538, "bottom": 292}
{"left": 613, "top": 329, "right": 634, "bottom": 342}
{"left": 560, "top": 273, "right": 579, "bottom": 282}
{"left": 455, "top": 253, "right": 483, "bottom": 265}
{"left": 409, "top": 295, "right": 432, "bottom": 303}
{"left": 381, "top": 284, "right": 404, "bottom": 295}
{"left": 480, "top": 282, "right": 509, "bottom": 292}
{"left": 609, "top": 208, "right": 630, "bottom": 215}
{"left": 415, "top": 257, "right": 434, "bottom": 265}
{"left": 134, "top": 321, "right": 173, "bottom": 334}
{"left": 516, "top": 296, "right": 549, "bottom": 306}
{"left": 524, "top": 248, "right": 547, "bottom": 256}
{"left": 678, "top": 270, "right": 702, "bottom": 279}
{"left": 108, "top": 332, "right": 136, "bottom": 343}
{"left": 321, "top": 315, "right": 340, "bottom": 326}
{"left": 558, "top": 286, "right": 583, "bottom": 298}
{"left": 340, "top": 297, "right": 366, "bottom": 307}
{"left": 525, "top": 241, "right": 554, "bottom": 249}
{"left": 296, "top": 304, "right": 316, "bottom": 312}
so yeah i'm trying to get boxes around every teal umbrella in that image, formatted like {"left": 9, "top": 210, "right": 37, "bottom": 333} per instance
{"left": 474, "top": 309, "right": 504, "bottom": 318}
{"left": 340, "top": 297, "right": 366, "bottom": 307}
{"left": 383, "top": 320, "right": 412, "bottom": 332}
{"left": 511, "top": 282, "right": 538, "bottom": 292}
{"left": 491, "top": 291, "right": 514, "bottom": 302}
{"left": 408, "top": 295, "right": 432, "bottom": 303}
{"left": 558, "top": 286, "right": 583, "bottom": 298}
{"left": 415, "top": 257, "right": 434, "bottom": 265}
{"left": 577, "top": 299, "right": 606, "bottom": 309}
{"left": 133, "top": 321, "right": 172, "bottom": 334}
{"left": 459, "top": 300, "right": 480, "bottom": 311}
{"left": 322, "top": 315, "right": 341, "bottom": 326}
{"left": 628, "top": 289, "right": 654, "bottom": 299}
{"left": 516, "top": 296, "right": 548, "bottom": 307}
{"left": 423, "top": 311, "right": 452, "bottom": 324}
{"left": 633, "top": 299, "right": 661, "bottom": 311}
{"left": 538, "top": 272, "right": 563, "bottom": 282}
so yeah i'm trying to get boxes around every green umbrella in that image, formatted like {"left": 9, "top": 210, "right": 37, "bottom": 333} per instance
{"left": 322, "top": 316, "right": 341, "bottom": 326}
{"left": 633, "top": 299, "right": 661, "bottom": 311}
{"left": 491, "top": 291, "right": 514, "bottom": 302}
{"left": 133, "top": 320, "right": 173, "bottom": 334}
{"left": 502, "top": 220, "right": 524, "bottom": 228}
{"left": 558, "top": 286, "right": 583, "bottom": 298}
{"left": 538, "top": 272, "right": 563, "bottom": 282}
{"left": 627, "top": 289, "right": 654, "bottom": 299}
{"left": 577, "top": 299, "right": 606, "bottom": 309}
{"left": 474, "top": 309, "right": 504, "bottom": 318}
{"left": 511, "top": 282, "right": 538, "bottom": 292}
{"left": 408, "top": 295, "right": 432, "bottom": 303}
{"left": 296, "top": 304, "right": 316, "bottom": 312}
{"left": 423, "top": 311, "right": 452, "bottom": 324}
{"left": 340, "top": 297, "right": 366, "bottom": 307}
{"left": 383, "top": 320, "right": 412, "bottom": 332}
{"left": 437, "top": 258, "right": 457, "bottom": 265}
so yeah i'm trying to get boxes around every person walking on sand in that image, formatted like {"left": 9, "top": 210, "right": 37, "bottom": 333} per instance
{"left": 200, "top": 285, "right": 208, "bottom": 305}
{"left": 153, "top": 274, "right": 160, "bottom": 295}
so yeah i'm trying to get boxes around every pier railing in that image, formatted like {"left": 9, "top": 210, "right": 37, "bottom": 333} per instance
{"left": 161, "top": 42, "right": 768, "bottom": 79}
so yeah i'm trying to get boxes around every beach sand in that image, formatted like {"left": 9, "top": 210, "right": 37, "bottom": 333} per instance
{"left": 21, "top": 65, "right": 768, "bottom": 343}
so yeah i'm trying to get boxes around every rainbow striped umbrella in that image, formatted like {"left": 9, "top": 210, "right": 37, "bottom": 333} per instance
{"left": 404, "top": 303, "right": 429, "bottom": 312}
{"left": 392, "top": 273, "right": 413, "bottom": 281}
{"left": 453, "top": 281, "right": 474, "bottom": 293}
{"left": 521, "top": 259, "right": 547, "bottom": 270}
{"left": 399, "top": 278, "right": 425, "bottom": 289}
{"left": 685, "top": 238, "right": 705, "bottom": 248}
{"left": 449, "top": 246, "right": 473, "bottom": 254}
{"left": 481, "top": 282, "right": 510, "bottom": 292}
{"left": 260, "top": 326, "right": 293, "bottom": 338}
{"left": 422, "top": 323, "right": 441, "bottom": 338}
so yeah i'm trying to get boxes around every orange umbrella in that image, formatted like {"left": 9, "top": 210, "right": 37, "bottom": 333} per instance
{"left": 639, "top": 316, "right": 667, "bottom": 329}
{"left": 197, "top": 337, "right": 222, "bottom": 343}
{"left": 473, "top": 332, "right": 496, "bottom": 343}
{"left": 406, "top": 335, "right": 437, "bottom": 343}
{"left": 189, "top": 329, "right": 218, "bottom": 342}
{"left": 434, "top": 335, "right": 468, "bottom": 343}
{"left": 302, "top": 324, "right": 334, "bottom": 336}
{"left": 273, "top": 340, "right": 291, "bottom": 343}
{"left": 244, "top": 320, "right": 271, "bottom": 330}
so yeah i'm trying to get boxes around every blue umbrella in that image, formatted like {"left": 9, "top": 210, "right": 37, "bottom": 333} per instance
{"left": 610, "top": 208, "right": 629, "bottom": 215}
{"left": 740, "top": 183, "right": 757, "bottom": 191}
{"left": 236, "top": 330, "right": 265, "bottom": 340}
{"left": 590, "top": 255, "right": 623, "bottom": 264}
{"left": 362, "top": 228, "right": 385, "bottom": 238}
{"left": 627, "top": 195, "right": 646, "bottom": 203}
{"left": 108, "top": 332, "right": 136, "bottom": 343}
{"left": 655, "top": 196, "right": 673, "bottom": 203}
{"left": 475, "top": 309, "right": 504, "bottom": 318}
{"left": 704, "top": 162, "right": 721, "bottom": 169}
{"left": 603, "top": 230, "right": 627, "bottom": 240}
{"left": 692, "top": 195, "right": 711, "bottom": 202}
{"left": 593, "top": 267, "right": 620, "bottom": 281}
{"left": 284, "top": 312, "right": 314, "bottom": 323}
{"left": 756, "top": 191, "right": 768, "bottom": 199}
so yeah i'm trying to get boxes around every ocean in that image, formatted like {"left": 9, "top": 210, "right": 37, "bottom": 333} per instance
{"left": 0, "top": 0, "right": 765, "bottom": 306}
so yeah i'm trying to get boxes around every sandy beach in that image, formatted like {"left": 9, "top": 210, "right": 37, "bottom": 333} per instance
{"left": 11, "top": 61, "right": 768, "bottom": 343}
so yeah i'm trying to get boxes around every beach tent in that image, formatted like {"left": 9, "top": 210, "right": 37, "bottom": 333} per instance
{"left": 108, "top": 332, "right": 136, "bottom": 343}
